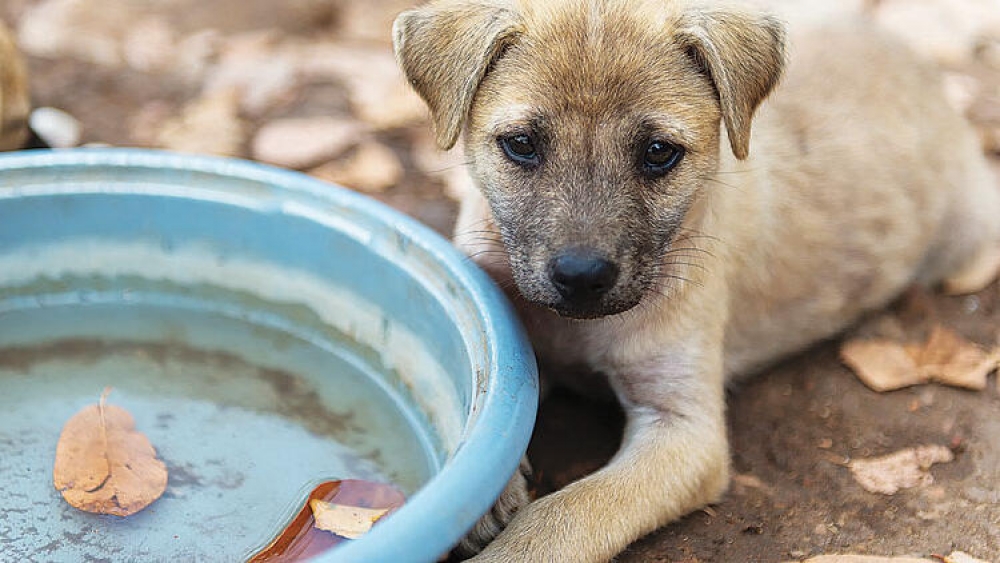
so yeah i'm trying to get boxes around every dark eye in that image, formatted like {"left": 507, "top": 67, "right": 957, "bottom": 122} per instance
{"left": 643, "top": 141, "right": 684, "bottom": 175}
{"left": 500, "top": 134, "right": 539, "bottom": 165}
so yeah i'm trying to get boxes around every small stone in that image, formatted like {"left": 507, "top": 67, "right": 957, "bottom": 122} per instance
{"left": 252, "top": 117, "right": 363, "bottom": 170}
{"left": 17, "top": 0, "right": 135, "bottom": 68}
{"left": 157, "top": 91, "right": 245, "bottom": 157}
{"left": 29, "top": 107, "right": 82, "bottom": 148}
{"left": 122, "top": 17, "right": 175, "bottom": 73}
{"left": 129, "top": 101, "right": 173, "bottom": 146}
{"left": 296, "top": 43, "right": 427, "bottom": 130}
{"left": 334, "top": 0, "right": 414, "bottom": 44}
{"left": 203, "top": 32, "right": 299, "bottom": 117}
{"left": 310, "top": 141, "right": 403, "bottom": 193}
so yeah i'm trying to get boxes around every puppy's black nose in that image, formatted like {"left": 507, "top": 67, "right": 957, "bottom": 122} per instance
{"left": 549, "top": 250, "right": 619, "bottom": 302}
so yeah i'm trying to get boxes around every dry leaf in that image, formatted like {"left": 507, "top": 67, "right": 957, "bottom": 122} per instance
{"left": 943, "top": 552, "right": 991, "bottom": 563}
{"left": 840, "top": 326, "right": 999, "bottom": 392}
{"left": 848, "top": 445, "right": 954, "bottom": 495}
{"left": 840, "top": 340, "right": 923, "bottom": 391}
{"left": 249, "top": 480, "right": 406, "bottom": 562}
{"left": 787, "top": 552, "right": 990, "bottom": 563}
{"left": 53, "top": 389, "right": 168, "bottom": 516}
{"left": 309, "top": 499, "right": 389, "bottom": 539}
{"left": 791, "top": 556, "right": 932, "bottom": 563}
{"left": 915, "top": 327, "right": 995, "bottom": 390}
{"left": 309, "top": 141, "right": 403, "bottom": 194}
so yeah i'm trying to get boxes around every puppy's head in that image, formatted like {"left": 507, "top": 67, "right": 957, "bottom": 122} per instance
{"left": 395, "top": 0, "right": 785, "bottom": 319}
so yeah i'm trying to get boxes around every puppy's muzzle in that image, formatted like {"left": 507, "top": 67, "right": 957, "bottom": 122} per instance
{"left": 548, "top": 248, "right": 620, "bottom": 307}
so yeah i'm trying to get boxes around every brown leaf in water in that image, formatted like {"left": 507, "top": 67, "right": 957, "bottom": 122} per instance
{"left": 53, "top": 389, "right": 168, "bottom": 516}
{"left": 840, "top": 326, "right": 999, "bottom": 392}
{"left": 249, "top": 480, "right": 406, "bottom": 562}
{"left": 309, "top": 499, "right": 389, "bottom": 539}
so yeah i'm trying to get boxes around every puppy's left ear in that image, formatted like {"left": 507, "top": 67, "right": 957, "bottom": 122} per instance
{"left": 393, "top": 1, "right": 523, "bottom": 150}
{"left": 678, "top": 8, "right": 786, "bottom": 160}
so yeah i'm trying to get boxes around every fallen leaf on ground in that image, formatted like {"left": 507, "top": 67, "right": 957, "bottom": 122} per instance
{"left": 941, "top": 551, "right": 991, "bottom": 563}
{"left": 310, "top": 499, "right": 389, "bottom": 539}
{"left": 848, "top": 445, "right": 954, "bottom": 495}
{"left": 840, "top": 326, "right": 999, "bottom": 392}
{"left": 731, "top": 473, "right": 775, "bottom": 496}
{"left": 916, "top": 327, "right": 998, "bottom": 390}
{"left": 787, "top": 551, "right": 991, "bottom": 563}
{"left": 309, "top": 141, "right": 403, "bottom": 193}
{"left": 156, "top": 89, "right": 245, "bottom": 157}
{"left": 840, "top": 339, "right": 921, "bottom": 392}
{"left": 53, "top": 389, "right": 168, "bottom": 516}
{"left": 790, "top": 556, "right": 932, "bottom": 562}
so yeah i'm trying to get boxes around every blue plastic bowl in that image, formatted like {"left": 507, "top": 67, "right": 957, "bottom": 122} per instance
{"left": 0, "top": 149, "right": 537, "bottom": 562}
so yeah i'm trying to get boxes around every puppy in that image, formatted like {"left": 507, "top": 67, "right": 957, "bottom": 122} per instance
{"left": 394, "top": 1, "right": 1000, "bottom": 561}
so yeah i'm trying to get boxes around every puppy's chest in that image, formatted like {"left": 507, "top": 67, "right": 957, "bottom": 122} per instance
{"left": 518, "top": 306, "right": 628, "bottom": 396}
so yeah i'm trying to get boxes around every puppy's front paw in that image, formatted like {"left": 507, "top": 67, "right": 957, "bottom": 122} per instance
{"left": 453, "top": 458, "right": 533, "bottom": 558}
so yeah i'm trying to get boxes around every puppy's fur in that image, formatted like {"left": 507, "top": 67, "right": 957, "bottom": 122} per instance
{"left": 395, "top": 1, "right": 1000, "bottom": 561}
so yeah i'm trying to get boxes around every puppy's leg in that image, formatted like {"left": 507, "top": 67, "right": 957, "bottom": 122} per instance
{"left": 454, "top": 457, "right": 533, "bottom": 557}
{"left": 469, "top": 349, "right": 729, "bottom": 563}
{"left": 940, "top": 151, "right": 1000, "bottom": 294}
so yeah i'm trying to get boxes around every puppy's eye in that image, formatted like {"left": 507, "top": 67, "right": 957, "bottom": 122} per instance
{"left": 500, "top": 134, "right": 539, "bottom": 165}
{"left": 643, "top": 141, "right": 684, "bottom": 175}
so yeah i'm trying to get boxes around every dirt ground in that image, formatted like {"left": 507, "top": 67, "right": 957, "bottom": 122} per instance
{"left": 2, "top": 1, "right": 999, "bottom": 561}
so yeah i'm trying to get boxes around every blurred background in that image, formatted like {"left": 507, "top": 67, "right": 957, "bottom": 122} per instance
{"left": 2, "top": 0, "right": 999, "bottom": 235}
{"left": 2, "top": 1, "right": 999, "bottom": 561}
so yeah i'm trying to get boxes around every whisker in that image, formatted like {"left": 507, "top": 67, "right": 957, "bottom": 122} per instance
{"left": 660, "top": 261, "right": 707, "bottom": 272}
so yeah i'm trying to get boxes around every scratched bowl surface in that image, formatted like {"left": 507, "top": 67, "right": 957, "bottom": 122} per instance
{"left": 0, "top": 149, "right": 537, "bottom": 563}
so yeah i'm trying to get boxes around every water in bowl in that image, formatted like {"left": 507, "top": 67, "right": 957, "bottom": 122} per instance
{"left": 0, "top": 300, "right": 437, "bottom": 561}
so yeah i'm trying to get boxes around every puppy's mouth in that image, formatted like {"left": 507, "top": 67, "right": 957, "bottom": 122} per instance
{"left": 548, "top": 297, "right": 641, "bottom": 320}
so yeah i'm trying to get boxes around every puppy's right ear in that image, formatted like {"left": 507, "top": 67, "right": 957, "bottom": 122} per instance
{"left": 393, "top": 1, "right": 523, "bottom": 149}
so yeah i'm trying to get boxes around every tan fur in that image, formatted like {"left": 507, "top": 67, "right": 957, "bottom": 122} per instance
{"left": 395, "top": 1, "right": 1000, "bottom": 561}
{"left": 0, "top": 20, "right": 30, "bottom": 152}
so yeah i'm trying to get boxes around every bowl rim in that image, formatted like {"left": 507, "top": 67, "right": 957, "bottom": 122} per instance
{"left": 0, "top": 148, "right": 539, "bottom": 563}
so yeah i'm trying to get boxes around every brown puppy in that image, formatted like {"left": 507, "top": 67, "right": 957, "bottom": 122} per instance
{"left": 394, "top": 0, "right": 1000, "bottom": 561}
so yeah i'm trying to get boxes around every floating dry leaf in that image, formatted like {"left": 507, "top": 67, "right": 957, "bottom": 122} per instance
{"left": 53, "top": 389, "right": 168, "bottom": 516}
{"left": 309, "top": 499, "right": 389, "bottom": 539}
{"left": 840, "top": 326, "right": 999, "bottom": 392}
{"left": 249, "top": 480, "right": 406, "bottom": 562}
{"left": 848, "top": 445, "right": 954, "bottom": 495}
